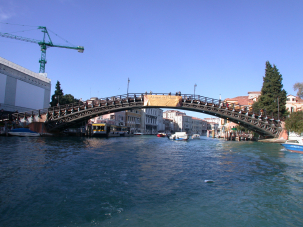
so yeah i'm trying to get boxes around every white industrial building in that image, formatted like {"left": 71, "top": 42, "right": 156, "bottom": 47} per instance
{"left": 0, "top": 57, "right": 51, "bottom": 112}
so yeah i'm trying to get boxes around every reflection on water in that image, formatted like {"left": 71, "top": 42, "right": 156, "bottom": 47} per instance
{"left": 0, "top": 136, "right": 302, "bottom": 227}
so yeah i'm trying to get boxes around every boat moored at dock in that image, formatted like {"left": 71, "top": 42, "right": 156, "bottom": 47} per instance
{"left": 91, "top": 123, "right": 132, "bottom": 137}
{"left": 8, "top": 128, "right": 40, "bottom": 137}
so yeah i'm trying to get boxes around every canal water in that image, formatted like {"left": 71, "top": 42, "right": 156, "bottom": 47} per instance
{"left": 0, "top": 136, "right": 302, "bottom": 227}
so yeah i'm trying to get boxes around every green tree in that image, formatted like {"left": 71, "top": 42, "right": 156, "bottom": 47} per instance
{"left": 50, "top": 81, "right": 79, "bottom": 107}
{"left": 252, "top": 61, "right": 287, "bottom": 119}
{"left": 236, "top": 125, "right": 248, "bottom": 132}
{"left": 50, "top": 81, "right": 64, "bottom": 107}
{"left": 61, "top": 94, "right": 79, "bottom": 105}
{"left": 285, "top": 111, "right": 303, "bottom": 134}
{"left": 293, "top": 82, "right": 303, "bottom": 99}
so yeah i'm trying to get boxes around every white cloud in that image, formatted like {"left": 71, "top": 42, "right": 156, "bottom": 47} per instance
{"left": 0, "top": 11, "right": 12, "bottom": 20}
{"left": 0, "top": 2, "right": 16, "bottom": 22}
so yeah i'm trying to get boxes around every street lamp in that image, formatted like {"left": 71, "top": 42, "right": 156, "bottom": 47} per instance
{"left": 127, "top": 78, "right": 130, "bottom": 98}
{"left": 55, "top": 95, "right": 60, "bottom": 106}
{"left": 274, "top": 96, "right": 280, "bottom": 121}
{"left": 277, "top": 97, "right": 279, "bottom": 121}
{"left": 194, "top": 83, "right": 197, "bottom": 99}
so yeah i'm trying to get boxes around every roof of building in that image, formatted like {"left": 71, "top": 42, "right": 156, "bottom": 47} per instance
{"left": 224, "top": 96, "right": 251, "bottom": 105}
{"left": 207, "top": 122, "right": 219, "bottom": 125}
{"left": 0, "top": 56, "right": 51, "bottom": 83}
{"left": 163, "top": 110, "right": 185, "bottom": 114}
{"left": 287, "top": 95, "right": 303, "bottom": 103}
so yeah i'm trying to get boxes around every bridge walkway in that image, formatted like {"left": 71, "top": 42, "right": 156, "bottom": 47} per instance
{"left": 12, "top": 93, "right": 282, "bottom": 138}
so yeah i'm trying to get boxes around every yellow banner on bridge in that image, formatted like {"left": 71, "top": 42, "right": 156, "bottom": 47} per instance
{"left": 144, "top": 95, "right": 182, "bottom": 107}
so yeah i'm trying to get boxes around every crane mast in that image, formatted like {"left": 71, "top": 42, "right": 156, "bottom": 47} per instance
{"left": 0, "top": 26, "right": 84, "bottom": 73}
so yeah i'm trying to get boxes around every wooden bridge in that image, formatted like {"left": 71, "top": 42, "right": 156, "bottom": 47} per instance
{"left": 12, "top": 93, "right": 282, "bottom": 138}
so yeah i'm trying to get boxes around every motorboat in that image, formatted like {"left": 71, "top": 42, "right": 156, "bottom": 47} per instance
{"left": 134, "top": 132, "right": 143, "bottom": 135}
{"left": 157, "top": 133, "right": 166, "bottom": 137}
{"left": 281, "top": 138, "right": 303, "bottom": 153}
{"left": 191, "top": 134, "right": 200, "bottom": 139}
{"left": 169, "top": 132, "right": 189, "bottom": 141}
{"left": 8, "top": 128, "right": 40, "bottom": 137}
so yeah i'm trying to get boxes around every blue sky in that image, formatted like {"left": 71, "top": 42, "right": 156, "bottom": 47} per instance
{"left": 1, "top": 0, "right": 302, "bottom": 118}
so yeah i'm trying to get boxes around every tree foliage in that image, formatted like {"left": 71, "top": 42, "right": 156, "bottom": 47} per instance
{"left": 50, "top": 81, "right": 79, "bottom": 107}
{"left": 63, "top": 94, "right": 79, "bottom": 104}
{"left": 293, "top": 82, "right": 303, "bottom": 99}
{"left": 252, "top": 61, "right": 287, "bottom": 119}
{"left": 236, "top": 125, "right": 248, "bottom": 132}
{"left": 285, "top": 111, "right": 303, "bottom": 135}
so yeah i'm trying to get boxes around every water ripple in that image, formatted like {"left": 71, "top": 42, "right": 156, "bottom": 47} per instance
{"left": 0, "top": 136, "right": 302, "bottom": 226}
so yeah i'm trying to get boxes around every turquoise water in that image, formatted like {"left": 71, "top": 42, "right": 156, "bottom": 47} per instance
{"left": 0, "top": 136, "right": 302, "bottom": 226}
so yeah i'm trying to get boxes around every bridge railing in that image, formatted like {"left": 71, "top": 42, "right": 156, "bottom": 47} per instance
{"left": 12, "top": 100, "right": 86, "bottom": 119}
{"left": 85, "top": 93, "right": 283, "bottom": 123}
{"left": 12, "top": 108, "right": 50, "bottom": 119}
{"left": 86, "top": 93, "right": 266, "bottom": 119}
{"left": 124, "top": 93, "right": 222, "bottom": 105}
{"left": 11, "top": 92, "right": 282, "bottom": 123}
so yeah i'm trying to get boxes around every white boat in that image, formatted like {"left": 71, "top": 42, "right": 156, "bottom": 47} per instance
{"left": 169, "top": 132, "right": 189, "bottom": 141}
{"left": 191, "top": 134, "right": 200, "bottom": 139}
{"left": 281, "top": 137, "right": 303, "bottom": 153}
{"left": 8, "top": 128, "right": 40, "bottom": 137}
{"left": 134, "top": 132, "right": 144, "bottom": 135}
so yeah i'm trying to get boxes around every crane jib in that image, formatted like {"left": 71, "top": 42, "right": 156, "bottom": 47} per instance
{"left": 0, "top": 27, "right": 84, "bottom": 73}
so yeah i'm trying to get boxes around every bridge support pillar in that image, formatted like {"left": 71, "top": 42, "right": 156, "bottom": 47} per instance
{"left": 277, "top": 121, "right": 288, "bottom": 141}
{"left": 28, "top": 122, "right": 49, "bottom": 135}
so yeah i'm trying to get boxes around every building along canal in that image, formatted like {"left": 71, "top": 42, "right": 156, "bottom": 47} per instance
{"left": 0, "top": 135, "right": 302, "bottom": 226}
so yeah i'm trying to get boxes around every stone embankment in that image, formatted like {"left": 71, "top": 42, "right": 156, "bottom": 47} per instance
{"left": 259, "top": 121, "right": 288, "bottom": 143}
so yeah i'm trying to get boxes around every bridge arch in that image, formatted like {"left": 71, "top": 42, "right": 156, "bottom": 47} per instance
{"left": 13, "top": 93, "right": 282, "bottom": 138}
